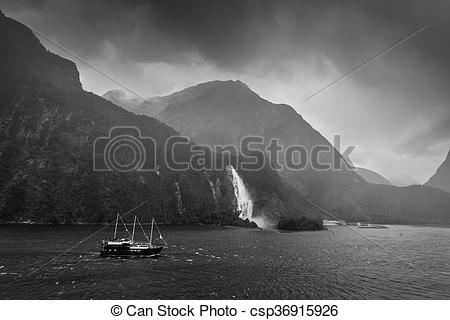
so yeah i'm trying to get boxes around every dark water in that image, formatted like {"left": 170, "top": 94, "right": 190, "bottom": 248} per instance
{"left": 0, "top": 224, "right": 449, "bottom": 299}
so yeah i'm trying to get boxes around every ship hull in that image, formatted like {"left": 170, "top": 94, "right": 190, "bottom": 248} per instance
{"left": 100, "top": 243, "right": 164, "bottom": 257}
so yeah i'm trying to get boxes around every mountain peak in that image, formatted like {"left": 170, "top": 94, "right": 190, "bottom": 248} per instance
{"left": 200, "top": 79, "right": 249, "bottom": 88}
{"left": 103, "top": 89, "right": 127, "bottom": 99}
{"left": 445, "top": 149, "right": 450, "bottom": 161}
{"left": 425, "top": 148, "right": 450, "bottom": 193}
{"left": 186, "top": 79, "right": 255, "bottom": 97}
{"left": 102, "top": 89, "right": 143, "bottom": 111}
{"left": 166, "top": 79, "right": 273, "bottom": 111}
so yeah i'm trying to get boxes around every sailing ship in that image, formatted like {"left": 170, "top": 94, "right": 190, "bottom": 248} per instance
{"left": 100, "top": 213, "right": 166, "bottom": 257}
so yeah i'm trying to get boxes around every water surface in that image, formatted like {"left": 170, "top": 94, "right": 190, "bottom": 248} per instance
{"left": 0, "top": 224, "right": 449, "bottom": 299}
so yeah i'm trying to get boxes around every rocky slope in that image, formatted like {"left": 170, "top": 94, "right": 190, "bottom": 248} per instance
{"left": 104, "top": 83, "right": 450, "bottom": 224}
{"left": 425, "top": 150, "right": 450, "bottom": 193}
{"left": 354, "top": 167, "right": 392, "bottom": 185}
{"left": 0, "top": 11, "right": 311, "bottom": 225}
{"left": 104, "top": 81, "right": 365, "bottom": 206}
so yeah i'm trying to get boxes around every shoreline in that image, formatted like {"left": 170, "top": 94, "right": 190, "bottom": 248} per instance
{"left": 2, "top": 221, "right": 450, "bottom": 229}
{"left": 0, "top": 221, "right": 260, "bottom": 228}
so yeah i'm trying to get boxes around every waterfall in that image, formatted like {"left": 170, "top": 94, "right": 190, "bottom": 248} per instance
{"left": 205, "top": 173, "right": 221, "bottom": 202}
{"left": 209, "top": 179, "right": 217, "bottom": 201}
{"left": 215, "top": 178, "right": 222, "bottom": 199}
{"left": 226, "top": 165, "right": 254, "bottom": 222}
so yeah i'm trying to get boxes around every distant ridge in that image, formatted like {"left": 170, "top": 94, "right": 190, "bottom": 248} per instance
{"left": 425, "top": 150, "right": 450, "bottom": 193}
{"left": 354, "top": 167, "right": 392, "bottom": 185}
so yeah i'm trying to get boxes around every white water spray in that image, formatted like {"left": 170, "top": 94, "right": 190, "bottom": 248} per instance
{"left": 226, "top": 165, "right": 255, "bottom": 223}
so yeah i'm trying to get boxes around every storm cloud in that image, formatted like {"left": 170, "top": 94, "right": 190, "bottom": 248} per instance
{"left": 1, "top": 0, "right": 450, "bottom": 183}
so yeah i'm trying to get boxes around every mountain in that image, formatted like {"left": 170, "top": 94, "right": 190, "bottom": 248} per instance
{"left": 0, "top": 11, "right": 311, "bottom": 226}
{"left": 4, "top": 11, "right": 450, "bottom": 227}
{"left": 341, "top": 183, "right": 450, "bottom": 224}
{"left": 103, "top": 90, "right": 168, "bottom": 118}
{"left": 102, "top": 90, "right": 143, "bottom": 112}
{"left": 104, "top": 82, "right": 365, "bottom": 211}
{"left": 425, "top": 150, "right": 450, "bottom": 193}
{"left": 354, "top": 167, "right": 392, "bottom": 185}
{"left": 105, "top": 83, "right": 450, "bottom": 225}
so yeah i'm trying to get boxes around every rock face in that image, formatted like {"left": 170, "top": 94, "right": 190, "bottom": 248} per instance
{"left": 105, "top": 82, "right": 450, "bottom": 224}
{"left": 354, "top": 167, "right": 392, "bottom": 185}
{"left": 0, "top": 11, "right": 309, "bottom": 225}
{"left": 425, "top": 150, "right": 450, "bottom": 193}
{"left": 0, "top": 13, "right": 82, "bottom": 92}
{"left": 104, "top": 81, "right": 365, "bottom": 211}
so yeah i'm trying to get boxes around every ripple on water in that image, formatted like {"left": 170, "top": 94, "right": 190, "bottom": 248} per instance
{"left": 1, "top": 224, "right": 450, "bottom": 299}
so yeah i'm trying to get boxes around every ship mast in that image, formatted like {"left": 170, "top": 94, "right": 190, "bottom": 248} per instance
{"left": 131, "top": 216, "right": 137, "bottom": 242}
{"left": 150, "top": 218, "right": 154, "bottom": 247}
{"left": 136, "top": 216, "right": 150, "bottom": 243}
{"left": 154, "top": 219, "right": 167, "bottom": 248}
{"left": 113, "top": 213, "right": 119, "bottom": 239}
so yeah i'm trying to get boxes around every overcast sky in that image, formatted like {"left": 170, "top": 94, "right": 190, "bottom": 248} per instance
{"left": 1, "top": 0, "right": 450, "bottom": 185}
